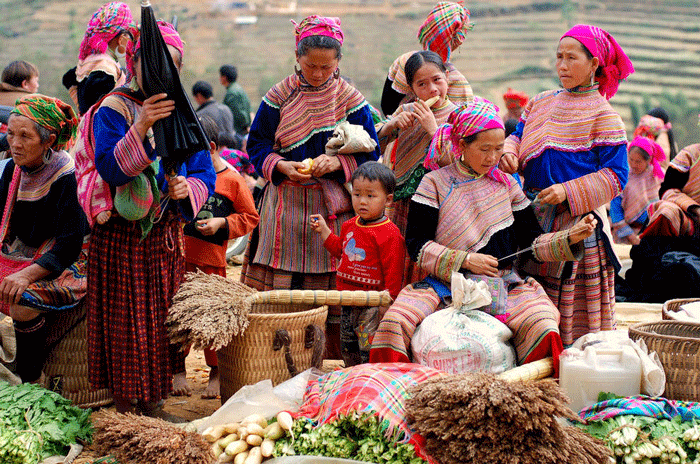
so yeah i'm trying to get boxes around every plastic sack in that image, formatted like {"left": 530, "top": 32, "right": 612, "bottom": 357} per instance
{"left": 325, "top": 121, "right": 377, "bottom": 156}
{"left": 195, "top": 369, "right": 318, "bottom": 433}
{"left": 411, "top": 307, "right": 516, "bottom": 374}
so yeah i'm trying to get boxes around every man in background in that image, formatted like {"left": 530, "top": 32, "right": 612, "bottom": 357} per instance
{"left": 192, "top": 80, "right": 235, "bottom": 139}
{"left": 219, "top": 65, "right": 251, "bottom": 143}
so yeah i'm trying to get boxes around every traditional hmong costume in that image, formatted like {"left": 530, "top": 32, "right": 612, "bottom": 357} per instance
{"left": 505, "top": 24, "right": 632, "bottom": 346}
{"left": 371, "top": 100, "right": 571, "bottom": 371}
{"left": 644, "top": 144, "right": 700, "bottom": 237}
{"left": 86, "top": 22, "right": 215, "bottom": 404}
{"left": 380, "top": 1, "right": 474, "bottom": 116}
{"left": 242, "top": 16, "right": 380, "bottom": 358}
{"left": 610, "top": 137, "right": 664, "bottom": 243}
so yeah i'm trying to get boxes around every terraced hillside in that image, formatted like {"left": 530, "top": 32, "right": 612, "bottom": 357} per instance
{"left": 1, "top": 0, "right": 698, "bottom": 145}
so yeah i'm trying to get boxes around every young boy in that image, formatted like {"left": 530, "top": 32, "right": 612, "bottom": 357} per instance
{"left": 310, "top": 161, "right": 405, "bottom": 366}
{"left": 174, "top": 115, "right": 259, "bottom": 398}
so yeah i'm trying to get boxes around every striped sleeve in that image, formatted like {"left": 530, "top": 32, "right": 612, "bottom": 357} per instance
{"left": 563, "top": 167, "right": 623, "bottom": 217}
{"left": 417, "top": 241, "right": 468, "bottom": 282}
{"left": 531, "top": 230, "right": 580, "bottom": 262}
{"left": 661, "top": 189, "right": 700, "bottom": 212}
{"left": 114, "top": 125, "right": 152, "bottom": 177}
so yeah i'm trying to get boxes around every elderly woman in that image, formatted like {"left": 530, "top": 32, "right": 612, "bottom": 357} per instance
{"left": 380, "top": 1, "right": 474, "bottom": 117}
{"left": 243, "top": 15, "right": 380, "bottom": 357}
{"left": 370, "top": 100, "right": 596, "bottom": 371}
{"left": 85, "top": 21, "right": 215, "bottom": 417}
{"left": 63, "top": 2, "right": 136, "bottom": 115}
{"left": 500, "top": 24, "right": 632, "bottom": 346}
{"left": 2, "top": 94, "right": 87, "bottom": 383}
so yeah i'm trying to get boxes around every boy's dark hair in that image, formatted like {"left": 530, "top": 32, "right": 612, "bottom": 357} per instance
{"left": 199, "top": 115, "right": 220, "bottom": 146}
{"left": 405, "top": 50, "right": 446, "bottom": 87}
{"left": 351, "top": 161, "right": 396, "bottom": 195}
{"left": 192, "top": 80, "right": 213, "bottom": 99}
{"left": 219, "top": 65, "right": 238, "bottom": 83}
{"left": 217, "top": 131, "right": 241, "bottom": 150}
{"left": 1, "top": 60, "right": 39, "bottom": 87}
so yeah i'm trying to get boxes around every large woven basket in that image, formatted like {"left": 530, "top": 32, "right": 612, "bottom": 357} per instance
{"left": 662, "top": 298, "right": 700, "bottom": 321}
{"left": 44, "top": 306, "right": 112, "bottom": 409}
{"left": 219, "top": 289, "right": 392, "bottom": 403}
{"left": 628, "top": 320, "right": 700, "bottom": 401}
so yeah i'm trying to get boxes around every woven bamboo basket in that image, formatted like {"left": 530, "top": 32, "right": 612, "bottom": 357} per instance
{"left": 662, "top": 298, "right": 700, "bottom": 321}
{"left": 628, "top": 320, "right": 700, "bottom": 401}
{"left": 44, "top": 307, "right": 112, "bottom": 409}
{"left": 219, "top": 289, "right": 392, "bottom": 403}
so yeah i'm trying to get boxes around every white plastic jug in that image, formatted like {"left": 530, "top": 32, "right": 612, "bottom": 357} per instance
{"left": 559, "top": 344, "right": 642, "bottom": 414}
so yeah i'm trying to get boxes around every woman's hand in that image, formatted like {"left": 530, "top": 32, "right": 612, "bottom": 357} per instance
{"left": 134, "top": 93, "right": 175, "bottom": 139}
{"left": 537, "top": 184, "right": 567, "bottom": 205}
{"left": 167, "top": 175, "right": 189, "bottom": 200}
{"left": 276, "top": 160, "right": 312, "bottom": 182}
{"left": 196, "top": 217, "right": 226, "bottom": 236}
{"left": 568, "top": 214, "right": 598, "bottom": 244}
{"left": 311, "top": 155, "right": 341, "bottom": 177}
{"left": 0, "top": 272, "right": 32, "bottom": 305}
{"left": 412, "top": 100, "right": 439, "bottom": 135}
{"left": 461, "top": 252, "right": 499, "bottom": 277}
{"left": 499, "top": 153, "right": 519, "bottom": 174}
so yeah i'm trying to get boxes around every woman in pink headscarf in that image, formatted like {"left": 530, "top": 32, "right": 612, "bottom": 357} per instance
{"left": 499, "top": 25, "right": 633, "bottom": 347}
{"left": 242, "top": 15, "right": 380, "bottom": 358}
{"left": 371, "top": 99, "right": 597, "bottom": 371}
{"left": 63, "top": 2, "right": 136, "bottom": 115}
{"left": 85, "top": 21, "right": 215, "bottom": 418}
{"left": 610, "top": 136, "right": 665, "bottom": 245}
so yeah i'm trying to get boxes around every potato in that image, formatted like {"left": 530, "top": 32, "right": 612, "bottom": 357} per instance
{"left": 260, "top": 438, "right": 275, "bottom": 457}
{"left": 233, "top": 451, "right": 249, "bottom": 464}
{"left": 265, "top": 422, "right": 284, "bottom": 440}
{"left": 217, "top": 433, "right": 239, "bottom": 449}
{"left": 244, "top": 447, "right": 263, "bottom": 464}
{"left": 219, "top": 451, "right": 235, "bottom": 463}
{"left": 224, "top": 439, "right": 249, "bottom": 457}
{"left": 203, "top": 425, "right": 227, "bottom": 442}
{"left": 224, "top": 422, "right": 241, "bottom": 434}
{"left": 246, "top": 434, "right": 263, "bottom": 446}
{"left": 245, "top": 423, "right": 265, "bottom": 437}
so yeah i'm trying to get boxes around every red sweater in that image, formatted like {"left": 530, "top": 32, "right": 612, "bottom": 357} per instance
{"left": 184, "top": 167, "right": 259, "bottom": 269}
{"left": 324, "top": 216, "right": 406, "bottom": 300}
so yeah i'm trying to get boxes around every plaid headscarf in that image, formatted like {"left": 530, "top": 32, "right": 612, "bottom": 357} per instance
{"left": 126, "top": 21, "right": 184, "bottom": 82}
{"left": 629, "top": 136, "right": 665, "bottom": 180}
{"left": 426, "top": 98, "right": 509, "bottom": 184}
{"left": 418, "top": 1, "right": 474, "bottom": 62}
{"left": 291, "top": 15, "right": 344, "bottom": 47}
{"left": 561, "top": 24, "right": 634, "bottom": 99}
{"left": 11, "top": 94, "right": 78, "bottom": 151}
{"left": 78, "top": 2, "right": 136, "bottom": 60}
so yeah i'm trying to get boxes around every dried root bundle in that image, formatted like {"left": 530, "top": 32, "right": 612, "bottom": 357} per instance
{"left": 406, "top": 373, "right": 611, "bottom": 464}
{"left": 166, "top": 270, "right": 256, "bottom": 351}
{"left": 92, "top": 410, "right": 215, "bottom": 464}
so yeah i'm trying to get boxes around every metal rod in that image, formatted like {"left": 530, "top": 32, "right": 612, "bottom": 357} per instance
{"left": 497, "top": 246, "right": 534, "bottom": 262}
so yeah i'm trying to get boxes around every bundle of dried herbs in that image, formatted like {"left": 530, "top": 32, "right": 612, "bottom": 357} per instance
{"left": 405, "top": 373, "right": 612, "bottom": 464}
{"left": 92, "top": 410, "right": 214, "bottom": 464}
{"left": 166, "top": 270, "right": 256, "bottom": 351}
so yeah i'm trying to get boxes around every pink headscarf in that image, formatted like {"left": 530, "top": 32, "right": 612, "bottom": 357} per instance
{"left": 291, "top": 15, "right": 344, "bottom": 47}
{"left": 561, "top": 24, "right": 634, "bottom": 99}
{"left": 426, "top": 98, "right": 510, "bottom": 184}
{"left": 78, "top": 2, "right": 136, "bottom": 61}
{"left": 629, "top": 136, "right": 665, "bottom": 180}
{"left": 126, "top": 21, "right": 184, "bottom": 83}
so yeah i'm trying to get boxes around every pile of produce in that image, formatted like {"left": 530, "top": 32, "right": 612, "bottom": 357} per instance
{"left": 405, "top": 373, "right": 612, "bottom": 464}
{"left": 92, "top": 410, "right": 213, "bottom": 464}
{"left": 0, "top": 381, "right": 92, "bottom": 464}
{"left": 166, "top": 270, "right": 256, "bottom": 351}
{"left": 202, "top": 412, "right": 292, "bottom": 464}
{"left": 578, "top": 414, "right": 700, "bottom": 464}
{"left": 273, "top": 411, "right": 426, "bottom": 464}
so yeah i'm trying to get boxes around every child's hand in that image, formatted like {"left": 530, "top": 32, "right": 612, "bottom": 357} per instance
{"left": 413, "top": 99, "right": 438, "bottom": 135}
{"left": 196, "top": 217, "right": 226, "bottom": 236}
{"left": 568, "top": 214, "right": 598, "bottom": 244}
{"left": 309, "top": 214, "right": 332, "bottom": 241}
{"left": 96, "top": 210, "right": 111, "bottom": 225}
{"left": 387, "top": 111, "right": 416, "bottom": 132}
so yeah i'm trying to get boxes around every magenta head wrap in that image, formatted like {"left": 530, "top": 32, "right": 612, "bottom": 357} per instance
{"left": 629, "top": 136, "right": 665, "bottom": 180}
{"left": 561, "top": 24, "right": 634, "bottom": 99}
{"left": 126, "top": 21, "right": 184, "bottom": 83}
{"left": 292, "top": 15, "right": 344, "bottom": 47}
{"left": 426, "top": 98, "right": 509, "bottom": 184}
{"left": 79, "top": 2, "right": 136, "bottom": 61}
{"left": 417, "top": 1, "right": 474, "bottom": 62}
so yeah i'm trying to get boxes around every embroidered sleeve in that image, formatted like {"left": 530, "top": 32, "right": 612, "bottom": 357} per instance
{"left": 417, "top": 241, "right": 468, "bottom": 282}
{"left": 531, "top": 230, "right": 580, "bottom": 262}
{"left": 661, "top": 189, "right": 700, "bottom": 212}
{"left": 176, "top": 149, "right": 216, "bottom": 221}
{"left": 336, "top": 155, "right": 358, "bottom": 183}
{"left": 563, "top": 167, "right": 623, "bottom": 217}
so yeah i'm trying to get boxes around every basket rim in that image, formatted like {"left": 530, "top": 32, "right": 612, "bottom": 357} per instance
{"left": 247, "top": 303, "right": 328, "bottom": 320}
{"left": 663, "top": 298, "right": 700, "bottom": 311}
{"left": 629, "top": 320, "right": 700, "bottom": 343}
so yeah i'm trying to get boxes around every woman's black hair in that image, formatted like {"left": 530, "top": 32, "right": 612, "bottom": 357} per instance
{"left": 7, "top": 113, "right": 54, "bottom": 145}
{"left": 405, "top": 50, "right": 447, "bottom": 87}
{"left": 296, "top": 35, "right": 342, "bottom": 59}
{"left": 351, "top": 161, "right": 396, "bottom": 195}
{"left": 572, "top": 39, "right": 603, "bottom": 77}
{"left": 461, "top": 133, "right": 479, "bottom": 145}
{"left": 647, "top": 107, "right": 677, "bottom": 160}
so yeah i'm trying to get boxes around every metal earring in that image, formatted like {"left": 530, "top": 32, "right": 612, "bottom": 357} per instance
{"left": 294, "top": 64, "right": 302, "bottom": 77}
{"left": 42, "top": 149, "right": 52, "bottom": 164}
{"left": 333, "top": 68, "right": 340, "bottom": 79}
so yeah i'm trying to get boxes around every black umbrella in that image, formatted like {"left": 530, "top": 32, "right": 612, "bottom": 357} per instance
{"left": 139, "top": 0, "right": 208, "bottom": 174}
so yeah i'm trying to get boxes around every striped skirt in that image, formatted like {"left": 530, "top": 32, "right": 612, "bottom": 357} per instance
{"left": 539, "top": 232, "right": 616, "bottom": 346}
{"left": 370, "top": 273, "right": 562, "bottom": 366}
{"left": 87, "top": 214, "right": 185, "bottom": 403}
